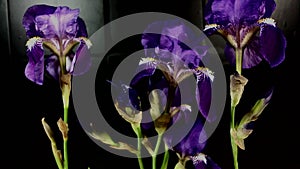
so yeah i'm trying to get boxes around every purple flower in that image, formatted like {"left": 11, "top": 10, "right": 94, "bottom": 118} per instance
{"left": 140, "top": 20, "right": 214, "bottom": 121}
{"left": 204, "top": 0, "right": 286, "bottom": 68}
{"left": 22, "top": 4, "right": 92, "bottom": 85}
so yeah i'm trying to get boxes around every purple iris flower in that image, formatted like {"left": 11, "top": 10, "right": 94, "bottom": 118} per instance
{"left": 204, "top": 0, "right": 286, "bottom": 68}
{"left": 127, "top": 20, "right": 220, "bottom": 168}
{"left": 140, "top": 20, "right": 214, "bottom": 121}
{"left": 22, "top": 4, "right": 92, "bottom": 85}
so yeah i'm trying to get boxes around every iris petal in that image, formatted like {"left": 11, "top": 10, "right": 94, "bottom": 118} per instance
{"left": 35, "top": 6, "right": 80, "bottom": 39}
{"left": 260, "top": 25, "right": 286, "bottom": 67}
{"left": 192, "top": 154, "right": 221, "bottom": 169}
{"left": 70, "top": 39, "right": 92, "bottom": 75}
{"left": 22, "top": 4, "right": 56, "bottom": 38}
{"left": 45, "top": 55, "right": 60, "bottom": 80}
{"left": 165, "top": 116, "right": 206, "bottom": 156}
{"left": 224, "top": 38, "right": 263, "bottom": 69}
{"left": 204, "top": 0, "right": 276, "bottom": 25}
{"left": 195, "top": 71, "right": 213, "bottom": 121}
{"left": 25, "top": 41, "right": 44, "bottom": 85}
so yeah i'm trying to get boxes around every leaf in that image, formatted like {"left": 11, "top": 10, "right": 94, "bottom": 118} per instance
{"left": 149, "top": 89, "right": 165, "bottom": 120}
{"left": 141, "top": 136, "right": 154, "bottom": 156}
{"left": 174, "top": 161, "right": 186, "bottom": 169}
{"left": 110, "top": 142, "right": 137, "bottom": 154}
{"left": 88, "top": 131, "right": 118, "bottom": 147}
{"left": 233, "top": 90, "right": 273, "bottom": 150}
{"left": 114, "top": 101, "right": 142, "bottom": 124}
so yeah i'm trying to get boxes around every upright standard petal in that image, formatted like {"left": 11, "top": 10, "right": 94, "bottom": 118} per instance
{"left": 35, "top": 6, "right": 80, "bottom": 39}
{"left": 204, "top": 0, "right": 276, "bottom": 25}
{"left": 22, "top": 4, "right": 56, "bottom": 38}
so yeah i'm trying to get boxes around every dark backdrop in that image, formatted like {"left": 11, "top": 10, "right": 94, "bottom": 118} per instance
{"left": 5, "top": 0, "right": 300, "bottom": 169}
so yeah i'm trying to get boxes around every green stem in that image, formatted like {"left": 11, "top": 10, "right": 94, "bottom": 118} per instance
{"left": 235, "top": 48, "right": 243, "bottom": 75}
{"left": 136, "top": 126, "right": 145, "bottom": 169}
{"left": 132, "top": 124, "right": 145, "bottom": 169}
{"left": 230, "top": 105, "right": 239, "bottom": 169}
{"left": 60, "top": 73, "right": 71, "bottom": 169}
{"left": 160, "top": 143, "right": 169, "bottom": 169}
{"left": 51, "top": 142, "right": 64, "bottom": 169}
{"left": 152, "top": 133, "right": 163, "bottom": 169}
{"left": 63, "top": 106, "right": 69, "bottom": 169}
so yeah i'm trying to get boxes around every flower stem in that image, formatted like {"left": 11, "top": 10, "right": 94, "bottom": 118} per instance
{"left": 63, "top": 107, "right": 69, "bottom": 169}
{"left": 160, "top": 143, "right": 169, "bottom": 169}
{"left": 152, "top": 133, "right": 163, "bottom": 169}
{"left": 51, "top": 142, "right": 64, "bottom": 169}
{"left": 136, "top": 126, "right": 145, "bottom": 169}
{"left": 230, "top": 105, "right": 239, "bottom": 169}
{"left": 235, "top": 48, "right": 243, "bottom": 75}
{"left": 60, "top": 73, "right": 71, "bottom": 169}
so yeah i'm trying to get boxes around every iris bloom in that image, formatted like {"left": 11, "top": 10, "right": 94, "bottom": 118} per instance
{"left": 126, "top": 20, "right": 220, "bottom": 168}
{"left": 203, "top": 0, "right": 286, "bottom": 72}
{"left": 22, "top": 4, "right": 92, "bottom": 85}
{"left": 140, "top": 20, "right": 215, "bottom": 121}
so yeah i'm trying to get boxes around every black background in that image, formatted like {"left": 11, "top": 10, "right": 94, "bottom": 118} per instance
{"left": 6, "top": 0, "right": 300, "bottom": 169}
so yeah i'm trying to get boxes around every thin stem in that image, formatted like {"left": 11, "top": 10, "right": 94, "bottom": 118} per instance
{"left": 230, "top": 105, "right": 239, "bottom": 169}
{"left": 152, "top": 133, "right": 163, "bottom": 169}
{"left": 51, "top": 142, "right": 64, "bottom": 169}
{"left": 60, "top": 73, "right": 71, "bottom": 169}
{"left": 235, "top": 48, "right": 243, "bottom": 75}
{"left": 160, "top": 143, "right": 169, "bottom": 169}
{"left": 136, "top": 126, "right": 145, "bottom": 169}
{"left": 63, "top": 107, "right": 69, "bottom": 169}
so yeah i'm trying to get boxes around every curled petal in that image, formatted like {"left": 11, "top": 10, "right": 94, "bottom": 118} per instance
{"left": 204, "top": 0, "right": 276, "bottom": 25}
{"left": 35, "top": 6, "right": 80, "bottom": 39}
{"left": 195, "top": 70, "right": 213, "bottom": 121}
{"left": 165, "top": 116, "right": 206, "bottom": 156}
{"left": 25, "top": 38, "right": 45, "bottom": 85}
{"left": 22, "top": 4, "right": 56, "bottom": 38}
{"left": 192, "top": 153, "right": 221, "bottom": 169}
{"left": 70, "top": 38, "right": 92, "bottom": 75}
{"left": 260, "top": 25, "right": 286, "bottom": 67}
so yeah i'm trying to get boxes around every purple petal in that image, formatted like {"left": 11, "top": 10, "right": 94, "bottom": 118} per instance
{"left": 25, "top": 42, "right": 45, "bottom": 85}
{"left": 224, "top": 38, "right": 263, "bottom": 68}
{"left": 129, "top": 69, "right": 181, "bottom": 111}
{"left": 165, "top": 116, "right": 206, "bottom": 156}
{"left": 204, "top": 0, "right": 276, "bottom": 25}
{"left": 260, "top": 25, "right": 286, "bottom": 67}
{"left": 196, "top": 72, "right": 213, "bottom": 121}
{"left": 70, "top": 40, "right": 92, "bottom": 75}
{"left": 76, "top": 17, "right": 88, "bottom": 37}
{"left": 192, "top": 154, "right": 221, "bottom": 169}
{"left": 22, "top": 4, "right": 56, "bottom": 38}
{"left": 35, "top": 6, "right": 80, "bottom": 39}
{"left": 45, "top": 55, "right": 60, "bottom": 80}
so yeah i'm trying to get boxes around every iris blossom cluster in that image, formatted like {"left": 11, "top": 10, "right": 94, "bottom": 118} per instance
{"left": 203, "top": 0, "right": 286, "bottom": 169}
{"left": 96, "top": 20, "right": 221, "bottom": 169}
{"left": 22, "top": 4, "right": 91, "bottom": 169}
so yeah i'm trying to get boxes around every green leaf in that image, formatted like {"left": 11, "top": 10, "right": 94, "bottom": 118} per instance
{"left": 174, "top": 161, "right": 186, "bottom": 169}
{"left": 233, "top": 90, "right": 273, "bottom": 150}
